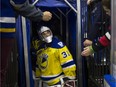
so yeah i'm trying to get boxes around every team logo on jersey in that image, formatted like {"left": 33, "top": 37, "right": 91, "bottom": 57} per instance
{"left": 38, "top": 54, "right": 48, "bottom": 70}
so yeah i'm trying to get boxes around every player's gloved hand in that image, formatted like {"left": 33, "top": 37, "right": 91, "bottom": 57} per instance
{"left": 63, "top": 77, "right": 70, "bottom": 82}
{"left": 62, "top": 77, "right": 76, "bottom": 87}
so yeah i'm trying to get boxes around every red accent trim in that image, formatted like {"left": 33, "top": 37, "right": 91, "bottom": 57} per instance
{"left": 99, "top": 36, "right": 110, "bottom": 46}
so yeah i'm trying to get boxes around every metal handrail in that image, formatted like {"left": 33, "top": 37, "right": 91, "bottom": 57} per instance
{"left": 64, "top": 0, "right": 78, "bottom": 13}
{"left": 32, "top": 0, "right": 39, "bottom": 5}
{"left": 21, "top": 16, "right": 30, "bottom": 87}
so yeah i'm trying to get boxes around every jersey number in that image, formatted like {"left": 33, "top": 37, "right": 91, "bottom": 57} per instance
{"left": 62, "top": 51, "right": 70, "bottom": 58}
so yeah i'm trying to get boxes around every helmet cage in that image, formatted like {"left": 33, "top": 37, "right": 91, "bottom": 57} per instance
{"left": 38, "top": 26, "right": 53, "bottom": 43}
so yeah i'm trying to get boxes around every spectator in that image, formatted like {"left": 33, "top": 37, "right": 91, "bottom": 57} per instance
{"left": 81, "top": 0, "right": 111, "bottom": 56}
{"left": 10, "top": 0, "right": 52, "bottom": 21}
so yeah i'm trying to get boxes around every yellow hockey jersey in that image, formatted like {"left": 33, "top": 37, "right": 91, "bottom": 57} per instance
{"left": 34, "top": 37, "right": 76, "bottom": 86}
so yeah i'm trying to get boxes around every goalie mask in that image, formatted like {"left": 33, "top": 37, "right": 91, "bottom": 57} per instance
{"left": 38, "top": 26, "right": 53, "bottom": 43}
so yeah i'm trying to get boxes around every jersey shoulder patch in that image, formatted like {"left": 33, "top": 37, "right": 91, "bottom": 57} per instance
{"left": 51, "top": 37, "right": 65, "bottom": 48}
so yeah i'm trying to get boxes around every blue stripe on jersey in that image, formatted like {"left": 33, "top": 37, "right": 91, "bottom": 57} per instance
{"left": 40, "top": 72, "right": 63, "bottom": 81}
{"left": 1, "top": 23, "right": 16, "bottom": 28}
{"left": 61, "top": 60, "right": 75, "bottom": 68}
